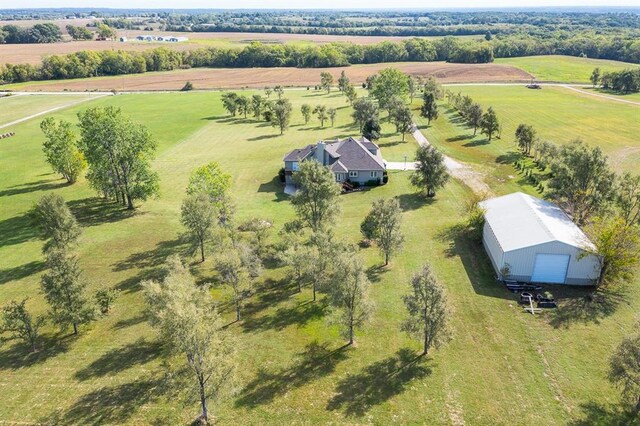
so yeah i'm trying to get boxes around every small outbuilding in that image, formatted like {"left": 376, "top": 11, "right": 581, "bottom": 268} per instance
{"left": 480, "top": 192, "right": 600, "bottom": 285}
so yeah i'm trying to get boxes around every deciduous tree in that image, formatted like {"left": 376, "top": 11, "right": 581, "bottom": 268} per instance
{"left": 362, "top": 198, "right": 404, "bottom": 265}
{"left": 291, "top": 161, "right": 341, "bottom": 232}
{"left": 362, "top": 117, "right": 381, "bottom": 141}
{"left": 40, "top": 117, "right": 86, "bottom": 184}
{"left": 467, "top": 103, "right": 483, "bottom": 136}
{"left": 393, "top": 104, "right": 413, "bottom": 141}
{"left": 320, "top": 71, "right": 334, "bottom": 93}
{"left": 221, "top": 92, "right": 239, "bottom": 116}
{"left": 369, "top": 68, "right": 409, "bottom": 118}
{"left": 33, "top": 193, "right": 81, "bottom": 252}
{"left": 337, "top": 70, "right": 350, "bottom": 92}
{"left": 402, "top": 263, "right": 451, "bottom": 355}
{"left": 591, "top": 67, "right": 601, "bottom": 87}
{"left": 616, "top": 173, "right": 640, "bottom": 228}
{"left": 609, "top": 333, "right": 640, "bottom": 414}
{"left": 301, "top": 104, "right": 312, "bottom": 125}
{"left": 313, "top": 104, "right": 328, "bottom": 127}
{"left": 344, "top": 84, "right": 358, "bottom": 105}
{"left": 143, "top": 256, "right": 236, "bottom": 424}
{"left": 271, "top": 98, "right": 292, "bottom": 135}
{"left": 0, "top": 299, "right": 46, "bottom": 352}
{"left": 328, "top": 107, "right": 337, "bottom": 127}
{"left": 515, "top": 123, "right": 536, "bottom": 155}
{"left": 410, "top": 145, "right": 450, "bottom": 197}
{"left": 420, "top": 92, "right": 438, "bottom": 125}
{"left": 215, "top": 244, "right": 262, "bottom": 321}
{"left": 181, "top": 192, "right": 217, "bottom": 262}
{"left": 480, "top": 106, "right": 499, "bottom": 141}
{"left": 351, "top": 97, "right": 379, "bottom": 132}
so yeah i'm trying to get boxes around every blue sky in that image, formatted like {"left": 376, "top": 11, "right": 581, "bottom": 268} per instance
{"left": 9, "top": 0, "right": 640, "bottom": 9}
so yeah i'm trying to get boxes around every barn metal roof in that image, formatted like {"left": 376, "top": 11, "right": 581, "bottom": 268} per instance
{"left": 479, "top": 192, "right": 595, "bottom": 252}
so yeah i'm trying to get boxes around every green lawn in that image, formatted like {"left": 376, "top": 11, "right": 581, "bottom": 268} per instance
{"left": 0, "top": 89, "right": 637, "bottom": 425}
{"left": 497, "top": 55, "right": 640, "bottom": 83}
{"left": 0, "top": 94, "right": 99, "bottom": 127}
{"left": 417, "top": 85, "right": 640, "bottom": 196}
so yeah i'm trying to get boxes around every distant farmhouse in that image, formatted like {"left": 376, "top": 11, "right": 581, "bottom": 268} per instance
{"left": 283, "top": 137, "right": 387, "bottom": 191}
{"left": 480, "top": 192, "right": 601, "bottom": 285}
{"left": 133, "top": 35, "right": 189, "bottom": 43}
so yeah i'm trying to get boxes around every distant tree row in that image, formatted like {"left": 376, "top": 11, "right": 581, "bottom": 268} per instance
{"left": 0, "top": 23, "right": 62, "bottom": 44}
{"left": 591, "top": 67, "right": 640, "bottom": 93}
{"left": 446, "top": 90, "right": 501, "bottom": 140}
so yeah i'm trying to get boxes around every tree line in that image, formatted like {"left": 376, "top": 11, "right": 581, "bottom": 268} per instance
{"left": 0, "top": 23, "right": 62, "bottom": 44}
{"left": 591, "top": 67, "right": 640, "bottom": 93}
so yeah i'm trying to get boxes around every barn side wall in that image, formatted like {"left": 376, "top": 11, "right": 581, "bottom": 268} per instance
{"left": 503, "top": 241, "right": 600, "bottom": 285}
{"left": 482, "top": 221, "right": 504, "bottom": 277}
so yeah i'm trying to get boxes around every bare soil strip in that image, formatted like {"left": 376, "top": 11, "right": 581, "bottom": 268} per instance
{"left": 4, "top": 62, "right": 531, "bottom": 92}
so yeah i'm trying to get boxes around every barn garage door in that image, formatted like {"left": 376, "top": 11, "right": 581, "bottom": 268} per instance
{"left": 531, "top": 254, "right": 570, "bottom": 284}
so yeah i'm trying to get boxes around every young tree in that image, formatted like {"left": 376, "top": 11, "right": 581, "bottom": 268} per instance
{"left": 320, "top": 71, "right": 334, "bottom": 93}
{"left": 235, "top": 95, "right": 250, "bottom": 119}
{"left": 609, "top": 333, "right": 640, "bottom": 414}
{"left": 280, "top": 243, "right": 311, "bottom": 293}
{"left": 95, "top": 288, "right": 119, "bottom": 314}
{"left": 328, "top": 107, "right": 337, "bottom": 127}
{"left": 369, "top": 68, "right": 409, "bottom": 118}
{"left": 221, "top": 92, "right": 239, "bottom": 116}
{"left": 250, "top": 94, "right": 265, "bottom": 119}
{"left": 586, "top": 215, "right": 640, "bottom": 286}
{"left": 40, "top": 117, "right": 86, "bottom": 184}
{"left": 410, "top": 145, "right": 450, "bottom": 197}
{"left": 515, "top": 123, "right": 536, "bottom": 155}
{"left": 420, "top": 92, "right": 438, "bottom": 125}
{"left": 264, "top": 87, "right": 272, "bottom": 98}
{"left": 274, "top": 86, "right": 284, "bottom": 99}
{"left": 344, "top": 84, "right": 358, "bottom": 105}
{"left": 0, "top": 299, "right": 46, "bottom": 352}
{"left": 362, "top": 117, "right": 382, "bottom": 141}
{"left": 313, "top": 105, "right": 328, "bottom": 127}
{"left": 467, "top": 103, "right": 483, "bottom": 136}
{"left": 408, "top": 75, "right": 417, "bottom": 103}
{"left": 181, "top": 192, "right": 217, "bottom": 262}
{"left": 77, "top": 106, "right": 159, "bottom": 210}
{"left": 402, "top": 263, "right": 451, "bottom": 355}
{"left": 422, "top": 76, "right": 442, "bottom": 99}
{"left": 329, "top": 256, "right": 374, "bottom": 345}
{"left": 238, "top": 217, "right": 272, "bottom": 257}
{"left": 307, "top": 231, "right": 342, "bottom": 302}
{"left": 291, "top": 161, "right": 341, "bottom": 232}
{"left": 548, "top": 139, "right": 616, "bottom": 225}
{"left": 616, "top": 173, "right": 640, "bottom": 228}
{"left": 143, "top": 256, "right": 236, "bottom": 424}
{"left": 480, "top": 106, "right": 500, "bottom": 141}
{"left": 215, "top": 244, "right": 262, "bottom": 321}
{"left": 271, "top": 98, "right": 292, "bottom": 135}
{"left": 362, "top": 198, "right": 404, "bottom": 265}
{"left": 337, "top": 70, "right": 350, "bottom": 93}
{"left": 590, "top": 67, "right": 601, "bottom": 88}
{"left": 41, "top": 248, "right": 95, "bottom": 335}
{"left": 393, "top": 104, "right": 413, "bottom": 141}
{"left": 33, "top": 193, "right": 81, "bottom": 252}
{"left": 186, "top": 162, "right": 232, "bottom": 213}
{"left": 351, "top": 97, "right": 379, "bottom": 132}
{"left": 301, "top": 104, "right": 312, "bottom": 125}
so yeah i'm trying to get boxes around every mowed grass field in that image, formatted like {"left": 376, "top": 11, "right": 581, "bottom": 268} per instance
{"left": 0, "top": 93, "right": 101, "bottom": 127}
{"left": 416, "top": 85, "right": 640, "bottom": 196}
{"left": 497, "top": 55, "right": 640, "bottom": 84}
{"left": 0, "top": 89, "right": 638, "bottom": 425}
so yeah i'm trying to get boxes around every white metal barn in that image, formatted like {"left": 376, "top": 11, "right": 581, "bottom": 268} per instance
{"left": 479, "top": 192, "right": 601, "bottom": 285}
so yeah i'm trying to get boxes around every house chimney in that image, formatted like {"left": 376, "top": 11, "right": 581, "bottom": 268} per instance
{"left": 315, "top": 141, "right": 326, "bottom": 165}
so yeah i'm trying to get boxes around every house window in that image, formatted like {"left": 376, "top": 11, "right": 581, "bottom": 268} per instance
{"left": 370, "top": 171, "right": 379, "bottom": 178}
{"left": 292, "top": 162, "right": 299, "bottom": 171}
{"left": 349, "top": 171, "right": 358, "bottom": 178}
{"left": 335, "top": 173, "right": 345, "bottom": 182}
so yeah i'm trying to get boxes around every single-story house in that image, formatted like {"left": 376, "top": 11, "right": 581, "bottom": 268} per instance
{"left": 283, "top": 137, "right": 386, "bottom": 186}
{"left": 479, "top": 192, "right": 601, "bottom": 285}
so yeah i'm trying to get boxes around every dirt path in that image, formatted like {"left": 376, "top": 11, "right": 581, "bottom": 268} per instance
{"left": 0, "top": 94, "right": 110, "bottom": 130}
{"left": 411, "top": 126, "right": 494, "bottom": 196}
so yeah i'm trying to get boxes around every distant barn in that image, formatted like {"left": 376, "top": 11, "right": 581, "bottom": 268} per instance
{"left": 480, "top": 192, "right": 601, "bottom": 285}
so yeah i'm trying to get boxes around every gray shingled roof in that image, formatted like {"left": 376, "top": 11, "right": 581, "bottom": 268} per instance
{"left": 283, "top": 145, "right": 314, "bottom": 162}
{"left": 358, "top": 136, "right": 379, "bottom": 153}
{"left": 330, "top": 160, "right": 348, "bottom": 173}
{"left": 325, "top": 137, "right": 385, "bottom": 171}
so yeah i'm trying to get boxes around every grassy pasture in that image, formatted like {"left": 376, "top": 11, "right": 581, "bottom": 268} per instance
{"left": 497, "top": 55, "right": 640, "bottom": 83}
{"left": 0, "top": 88, "right": 638, "bottom": 425}
{"left": 0, "top": 93, "right": 99, "bottom": 127}
{"left": 417, "top": 85, "right": 640, "bottom": 196}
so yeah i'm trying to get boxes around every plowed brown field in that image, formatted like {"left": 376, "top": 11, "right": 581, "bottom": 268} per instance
{"left": 7, "top": 62, "right": 532, "bottom": 92}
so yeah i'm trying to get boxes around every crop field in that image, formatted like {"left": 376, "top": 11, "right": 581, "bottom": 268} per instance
{"left": 2, "top": 62, "right": 532, "bottom": 92}
{"left": 497, "top": 55, "right": 640, "bottom": 83}
{"left": 0, "top": 87, "right": 638, "bottom": 425}
{"left": 415, "top": 84, "right": 640, "bottom": 196}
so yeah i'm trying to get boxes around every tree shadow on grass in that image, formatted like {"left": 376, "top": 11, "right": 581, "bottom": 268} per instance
{"left": 202, "top": 115, "right": 235, "bottom": 122}
{"left": 242, "top": 299, "right": 328, "bottom": 333}
{"left": 568, "top": 401, "right": 639, "bottom": 426}
{"left": 462, "top": 138, "right": 491, "bottom": 147}
{"left": 0, "top": 333, "right": 71, "bottom": 370}
{"left": 113, "top": 238, "right": 187, "bottom": 273}
{"left": 496, "top": 151, "right": 522, "bottom": 164}
{"left": 0, "top": 211, "right": 39, "bottom": 248}
{"left": 112, "top": 313, "right": 148, "bottom": 331}
{"left": 257, "top": 175, "right": 288, "bottom": 202}
{"left": 235, "top": 341, "right": 349, "bottom": 408}
{"left": 396, "top": 192, "right": 434, "bottom": 212}
{"left": 67, "top": 197, "right": 138, "bottom": 228}
{"left": 548, "top": 285, "right": 630, "bottom": 329}
{"left": 437, "top": 224, "right": 512, "bottom": 301}
{"left": 0, "top": 259, "right": 45, "bottom": 285}
{"left": 247, "top": 134, "right": 280, "bottom": 141}
{"left": 46, "top": 376, "right": 163, "bottom": 425}
{"left": 74, "top": 338, "right": 163, "bottom": 381}
{"left": 446, "top": 134, "right": 475, "bottom": 143}
{"left": 366, "top": 264, "right": 389, "bottom": 283}
{"left": 241, "top": 278, "right": 298, "bottom": 318}
{"left": 326, "top": 348, "right": 433, "bottom": 417}
{"left": 0, "top": 178, "right": 69, "bottom": 198}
